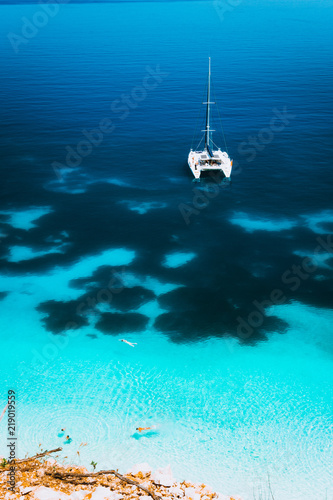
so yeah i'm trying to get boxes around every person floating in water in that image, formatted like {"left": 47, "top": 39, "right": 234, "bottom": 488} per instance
{"left": 136, "top": 426, "right": 156, "bottom": 433}
{"left": 58, "top": 428, "right": 66, "bottom": 437}
{"left": 65, "top": 435, "right": 72, "bottom": 444}
{"left": 119, "top": 339, "right": 137, "bottom": 347}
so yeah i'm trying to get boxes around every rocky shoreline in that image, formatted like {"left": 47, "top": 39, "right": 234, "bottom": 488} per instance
{"left": 0, "top": 453, "right": 239, "bottom": 500}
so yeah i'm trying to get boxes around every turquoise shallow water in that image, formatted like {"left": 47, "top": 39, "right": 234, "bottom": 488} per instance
{"left": 1, "top": 1, "right": 333, "bottom": 498}
{"left": 1, "top": 242, "right": 333, "bottom": 499}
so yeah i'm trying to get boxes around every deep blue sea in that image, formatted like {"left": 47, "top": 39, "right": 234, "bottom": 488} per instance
{"left": 1, "top": 1, "right": 333, "bottom": 498}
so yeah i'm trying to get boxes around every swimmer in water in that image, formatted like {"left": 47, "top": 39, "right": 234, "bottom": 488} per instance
{"left": 58, "top": 428, "right": 66, "bottom": 437}
{"left": 136, "top": 426, "right": 156, "bottom": 433}
{"left": 65, "top": 435, "right": 72, "bottom": 444}
{"left": 119, "top": 339, "right": 137, "bottom": 347}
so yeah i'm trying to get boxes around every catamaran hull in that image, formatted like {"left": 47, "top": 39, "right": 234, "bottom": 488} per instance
{"left": 188, "top": 150, "right": 232, "bottom": 180}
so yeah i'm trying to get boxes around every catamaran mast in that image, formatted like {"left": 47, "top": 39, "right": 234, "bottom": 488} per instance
{"left": 188, "top": 57, "right": 232, "bottom": 179}
{"left": 205, "top": 57, "right": 212, "bottom": 151}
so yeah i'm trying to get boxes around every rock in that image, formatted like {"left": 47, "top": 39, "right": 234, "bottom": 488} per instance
{"left": 90, "top": 487, "right": 120, "bottom": 500}
{"left": 126, "top": 463, "right": 152, "bottom": 476}
{"left": 200, "top": 486, "right": 213, "bottom": 495}
{"left": 69, "top": 491, "right": 89, "bottom": 500}
{"left": 20, "top": 486, "right": 36, "bottom": 495}
{"left": 151, "top": 464, "right": 174, "bottom": 487}
{"left": 184, "top": 487, "right": 200, "bottom": 500}
{"left": 33, "top": 486, "right": 70, "bottom": 500}
{"left": 4, "top": 493, "right": 15, "bottom": 500}
{"left": 109, "top": 494, "right": 123, "bottom": 500}
{"left": 169, "top": 486, "right": 184, "bottom": 497}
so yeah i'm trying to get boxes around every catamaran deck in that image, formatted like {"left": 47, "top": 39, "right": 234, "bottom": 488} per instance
{"left": 188, "top": 149, "right": 232, "bottom": 179}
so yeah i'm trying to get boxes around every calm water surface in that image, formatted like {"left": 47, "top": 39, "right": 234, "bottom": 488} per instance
{"left": 0, "top": 1, "right": 333, "bottom": 498}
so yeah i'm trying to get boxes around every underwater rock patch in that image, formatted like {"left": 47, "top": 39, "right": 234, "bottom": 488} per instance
{"left": 95, "top": 312, "right": 148, "bottom": 334}
{"left": 37, "top": 300, "right": 89, "bottom": 334}
{"left": 69, "top": 265, "right": 120, "bottom": 290}
{"left": 75, "top": 285, "right": 156, "bottom": 313}
{"left": 0, "top": 291, "right": 8, "bottom": 300}
{"left": 155, "top": 287, "right": 288, "bottom": 344}
{"left": 154, "top": 310, "right": 288, "bottom": 344}
{"left": 108, "top": 285, "right": 155, "bottom": 311}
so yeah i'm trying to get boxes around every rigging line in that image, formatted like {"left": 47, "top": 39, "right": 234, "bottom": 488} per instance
{"left": 191, "top": 80, "right": 208, "bottom": 150}
{"left": 211, "top": 77, "right": 229, "bottom": 154}
{"left": 195, "top": 135, "right": 204, "bottom": 151}
{"left": 211, "top": 138, "right": 219, "bottom": 149}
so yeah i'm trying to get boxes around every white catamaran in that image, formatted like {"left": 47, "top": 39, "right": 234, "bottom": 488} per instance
{"left": 188, "top": 58, "right": 232, "bottom": 180}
